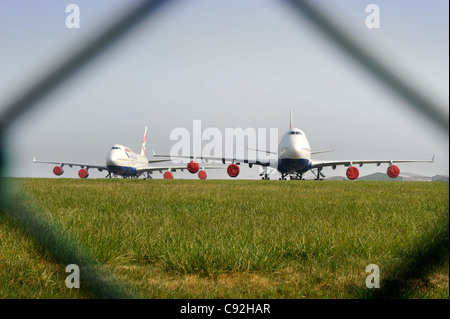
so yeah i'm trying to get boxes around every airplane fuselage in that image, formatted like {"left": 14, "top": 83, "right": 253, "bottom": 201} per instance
{"left": 106, "top": 144, "right": 148, "bottom": 176}
{"left": 277, "top": 128, "right": 312, "bottom": 174}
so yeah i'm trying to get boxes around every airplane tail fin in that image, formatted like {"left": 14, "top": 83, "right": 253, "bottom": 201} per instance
{"left": 290, "top": 109, "right": 293, "bottom": 129}
{"left": 140, "top": 126, "right": 147, "bottom": 156}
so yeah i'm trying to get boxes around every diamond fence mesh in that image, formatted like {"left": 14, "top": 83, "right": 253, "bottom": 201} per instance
{"left": 0, "top": 0, "right": 447, "bottom": 299}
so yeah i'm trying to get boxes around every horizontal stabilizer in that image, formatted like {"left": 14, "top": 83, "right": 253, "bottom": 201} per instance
{"left": 311, "top": 150, "right": 334, "bottom": 155}
{"left": 247, "top": 148, "right": 277, "bottom": 155}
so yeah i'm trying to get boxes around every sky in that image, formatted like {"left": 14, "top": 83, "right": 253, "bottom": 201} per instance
{"left": 0, "top": 0, "right": 448, "bottom": 180}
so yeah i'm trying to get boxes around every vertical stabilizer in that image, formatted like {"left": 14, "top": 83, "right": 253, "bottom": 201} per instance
{"left": 141, "top": 126, "right": 147, "bottom": 156}
{"left": 290, "top": 110, "right": 293, "bottom": 129}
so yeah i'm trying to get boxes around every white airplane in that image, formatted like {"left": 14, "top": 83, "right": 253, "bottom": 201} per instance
{"left": 154, "top": 111, "right": 434, "bottom": 180}
{"left": 33, "top": 127, "right": 218, "bottom": 179}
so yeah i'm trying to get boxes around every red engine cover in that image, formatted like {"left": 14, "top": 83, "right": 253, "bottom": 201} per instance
{"left": 53, "top": 166, "right": 64, "bottom": 176}
{"left": 387, "top": 165, "right": 400, "bottom": 178}
{"left": 163, "top": 171, "right": 173, "bottom": 179}
{"left": 78, "top": 169, "right": 89, "bottom": 179}
{"left": 227, "top": 164, "right": 240, "bottom": 178}
{"left": 198, "top": 170, "right": 207, "bottom": 180}
{"left": 187, "top": 161, "right": 200, "bottom": 174}
{"left": 346, "top": 166, "right": 359, "bottom": 180}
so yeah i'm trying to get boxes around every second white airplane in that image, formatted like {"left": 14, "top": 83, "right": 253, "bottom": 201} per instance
{"left": 154, "top": 111, "right": 434, "bottom": 180}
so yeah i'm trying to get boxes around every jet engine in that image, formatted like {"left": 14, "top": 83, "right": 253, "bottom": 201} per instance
{"left": 387, "top": 164, "right": 400, "bottom": 178}
{"left": 198, "top": 170, "right": 207, "bottom": 180}
{"left": 346, "top": 166, "right": 359, "bottom": 180}
{"left": 78, "top": 168, "right": 89, "bottom": 179}
{"left": 163, "top": 171, "right": 173, "bottom": 179}
{"left": 53, "top": 166, "right": 64, "bottom": 176}
{"left": 227, "top": 164, "right": 240, "bottom": 178}
{"left": 187, "top": 160, "right": 200, "bottom": 174}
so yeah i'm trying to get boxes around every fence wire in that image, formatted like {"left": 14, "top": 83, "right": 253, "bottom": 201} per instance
{"left": 0, "top": 0, "right": 448, "bottom": 299}
{"left": 284, "top": 0, "right": 448, "bottom": 133}
{"left": 0, "top": 0, "right": 170, "bottom": 299}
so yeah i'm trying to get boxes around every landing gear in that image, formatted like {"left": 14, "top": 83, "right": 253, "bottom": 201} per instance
{"left": 260, "top": 167, "right": 271, "bottom": 180}
{"left": 289, "top": 174, "right": 303, "bottom": 180}
{"left": 280, "top": 173, "right": 299, "bottom": 180}
{"left": 143, "top": 172, "right": 153, "bottom": 180}
{"left": 279, "top": 173, "right": 303, "bottom": 180}
{"left": 311, "top": 167, "right": 325, "bottom": 180}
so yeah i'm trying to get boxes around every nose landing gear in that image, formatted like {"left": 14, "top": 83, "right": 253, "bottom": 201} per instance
{"left": 279, "top": 173, "right": 304, "bottom": 180}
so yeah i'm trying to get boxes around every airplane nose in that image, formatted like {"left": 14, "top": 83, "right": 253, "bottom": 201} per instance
{"left": 106, "top": 151, "right": 118, "bottom": 166}
{"left": 282, "top": 144, "right": 304, "bottom": 159}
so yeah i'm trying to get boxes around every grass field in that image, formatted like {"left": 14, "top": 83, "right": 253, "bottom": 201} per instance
{"left": 0, "top": 178, "right": 448, "bottom": 299}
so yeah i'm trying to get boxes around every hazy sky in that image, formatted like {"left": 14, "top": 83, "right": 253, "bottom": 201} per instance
{"left": 1, "top": 0, "right": 448, "bottom": 179}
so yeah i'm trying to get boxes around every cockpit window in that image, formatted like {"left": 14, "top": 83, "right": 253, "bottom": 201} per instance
{"left": 290, "top": 131, "right": 302, "bottom": 135}
{"left": 112, "top": 146, "right": 121, "bottom": 150}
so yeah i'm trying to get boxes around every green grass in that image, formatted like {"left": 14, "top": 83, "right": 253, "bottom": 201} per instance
{"left": 0, "top": 178, "right": 448, "bottom": 298}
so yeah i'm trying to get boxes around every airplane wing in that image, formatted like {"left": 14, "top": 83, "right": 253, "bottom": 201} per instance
{"left": 33, "top": 158, "right": 109, "bottom": 172}
{"left": 310, "top": 157, "right": 435, "bottom": 169}
{"left": 152, "top": 152, "right": 273, "bottom": 167}
{"left": 147, "top": 159, "right": 173, "bottom": 164}
{"left": 34, "top": 157, "right": 224, "bottom": 179}
{"left": 136, "top": 165, "right": 225, "bottom": 174}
